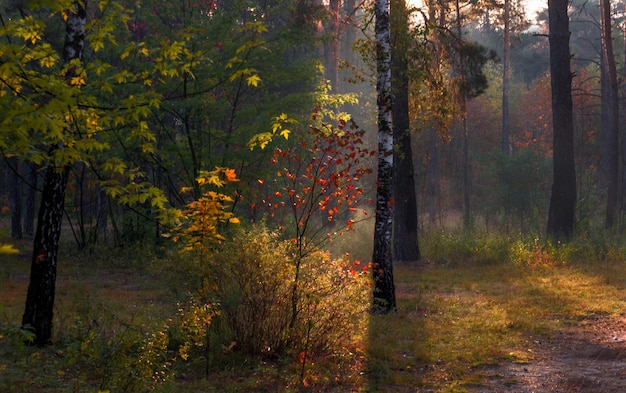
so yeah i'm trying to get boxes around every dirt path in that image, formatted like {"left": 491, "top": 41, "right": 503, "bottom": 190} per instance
{"left": 476, "top": 315, "right": 626, "bottom": 392}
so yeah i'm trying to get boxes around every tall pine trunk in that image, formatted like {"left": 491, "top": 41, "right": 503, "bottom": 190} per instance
{"left": 501, "top": 0, "right": 511, "bottom": 155}
{"left": 22, "top": 1, "right": 86, "bottom": 346}
{"left": 598, "top": 0, "right": 619, "bottom": 228}
{"left": 546, "top": 0, "right": 576, "bottom": 239}
{"left": 392, "top": 0, "right": 420, "bottom": 263}
{"left": 372, "top": 0, "right": 396, "bottom": 313}
{"left": 622, "top": 0, "right": 626, "bottom": 221}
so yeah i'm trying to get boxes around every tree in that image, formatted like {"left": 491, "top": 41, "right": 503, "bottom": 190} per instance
{"left": 22, "top": 0, "right": 87, "bottom": 346}
{"left": 501, "top": 0, "right": 511, "bottom": 154}
{"left": 391, "top": 0, "right": 420, "bottom": 262}
{"left": 11, "top": 0, "right": 168, "bottom": 345}
{"left": 546, "top": 0, "right": 577, "bottom": 239}
{"left": 372, "top": 0, "right": 396, "bottom": 313}
{"left": 7, "top": 157, "right": 23, "bottom": 239}
{"left": 598, "top": 0, "right": 619, "bottom": 228}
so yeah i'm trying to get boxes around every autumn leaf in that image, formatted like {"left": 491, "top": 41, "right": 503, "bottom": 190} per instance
{"left": 246, "top": 74, "right": 261, "bottom": 87}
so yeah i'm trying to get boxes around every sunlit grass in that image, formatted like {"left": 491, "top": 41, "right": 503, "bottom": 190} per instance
{"left": 3, "top": 230, "right": 626, "bottom": 392}
{"left": 367, "top": 232, "right": 626, "bottom": 392}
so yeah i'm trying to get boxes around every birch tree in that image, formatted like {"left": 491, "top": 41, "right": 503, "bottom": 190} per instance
{"left": 22, "top": 0, "right": 87, "bottom": 346}
{"left": 372, "top": 0, "right": 396, "bottom": 313}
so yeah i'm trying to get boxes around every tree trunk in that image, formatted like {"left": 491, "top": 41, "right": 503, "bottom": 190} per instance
{"left": 22, "top": 1, "right": 86, "bottom": 346}
{"left": 501, "top": 0, "right": 511, "bottom": 155}
{"left": 461, "top": 100, "right": 471, "bottom": 229}
{"left": 427, "top": 128, "right": 441, "bottom": 226}
{"left": 455, "top": 0, "right": 471, "bottom": 230}
{"left": 392, "top": 0, "right": 420, "bottom": 263}
{"left": 24, "top": 163, "right": 38, "bottom": 237}
{"left": 22, "top": 166, "right": 70, "bottom": 346}
{"left": 326, "top": 0, "right": 340, "bottom": 93}
{"left": 621, "top": 0, "right": 626, "bottom": 222}
{"left": 342, "top": 0, "right": 357, "bottom": 61}
{"left": 95, "top": 186, "right": 108, "bottom": 244}
{"left": 372, "top": 0, "right": 396, "bottom": 313}
{"left": 546, "top": 0, "right": 576, "bottom": 239}
{"left": 598, "top": 0, "right": 619, "bottom": 228}
{"left": 8, "top": 157, "right": 23, "bottom": 239}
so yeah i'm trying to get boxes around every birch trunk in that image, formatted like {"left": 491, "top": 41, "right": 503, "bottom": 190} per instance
{"left": 372, "top": 0, "right": 396, "bottom": 313}
{"left": 22, "top": 1, "right": 86, "bottom": 346}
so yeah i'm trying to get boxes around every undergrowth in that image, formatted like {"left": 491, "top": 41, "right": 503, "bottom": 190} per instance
{"left": 3, "top": 229, "right": 626, "bottom": 392}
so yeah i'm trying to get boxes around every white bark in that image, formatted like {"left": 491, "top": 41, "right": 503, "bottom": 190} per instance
{"left": 372, "top": 0, "right": 396, "bottom": 313}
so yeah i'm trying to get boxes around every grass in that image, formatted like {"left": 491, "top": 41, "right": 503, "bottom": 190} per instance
{"left": 2, "top": 230, "right": 626, "bottom": 392}
{"left": 367, "top": 232, "right": 626, "bottom": 392}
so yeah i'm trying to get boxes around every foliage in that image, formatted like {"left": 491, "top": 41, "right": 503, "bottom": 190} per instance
{"left": 186, "top": 225, "right": 370, "bottom": 359}
{"left": 0, "top": 244, "right": 18, "bottom": 254}
{"left": 0, "top": 294, "right": 174, "bottom": 393}
{"left": 168, "top": 167, "right": 240, "bottom": 255}
{"left": 168, "top": 298, "right": 220, "bottom": 382}
{"left": 256, "top": 107, "right": 373, "bottom": 253}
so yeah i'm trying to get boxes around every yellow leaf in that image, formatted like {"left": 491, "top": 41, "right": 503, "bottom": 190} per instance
{"left": 0, "top": 244, "right": 19, "bottom": 254}
{"left": 246, "top": 74, "right": 261, "bottom": 87}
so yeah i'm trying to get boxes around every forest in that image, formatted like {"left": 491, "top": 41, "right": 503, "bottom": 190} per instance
{"left": 2, "top": 0, "right": 626, "bottom": 391}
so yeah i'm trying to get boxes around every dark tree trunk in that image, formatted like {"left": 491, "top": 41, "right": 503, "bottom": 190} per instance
{"left": 95, "top": 187, "right": 108, "bottom": 244}
{"left": 501, "top": 0, "right": 511, "bottom": 155}
{"left": 24, "top": 163, "right": 38, "bottom": 237}
{"left": 22, "top": 166, "right": 70, "bottom": 346}
{"left": 392, "top": 0, "right": 420, "bottom": 263}
{"left": 8, "top": 157, "right": 23, "bottom": 239}
{"left": 372, "top": 0, "right": 396, "bottom": 313}
{"left": 621, "top": 0, "right": 626, "bottom": 221}
{"left": 21, "top": 1, "right": 86, "bottom": 346}
{"left": 546, "top": 0, "right": 576, "bottom": 239}
{"left": 598, "top": 0, "right": 619, "bottom": 228}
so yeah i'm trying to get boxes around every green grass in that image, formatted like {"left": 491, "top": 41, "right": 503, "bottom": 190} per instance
{"left": 366, "top": 232, "right": 626, "bottom": 392}
{"left": 3, "top": 231, "right": 626, "bottom": 392}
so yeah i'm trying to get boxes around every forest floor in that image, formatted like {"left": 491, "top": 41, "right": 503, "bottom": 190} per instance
{"left": 4, "top": 230, "right": 626, "bottom": 392}
{"left": 474, "top": 314, "right": 626, "bottom": 392}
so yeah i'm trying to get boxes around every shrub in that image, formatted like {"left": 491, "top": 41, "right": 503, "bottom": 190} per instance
{"left": 194, "top": 225, "right": 370, "bottom": 359}
{"left": 55, "top": 300, "right": 173, "bottom": 393}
